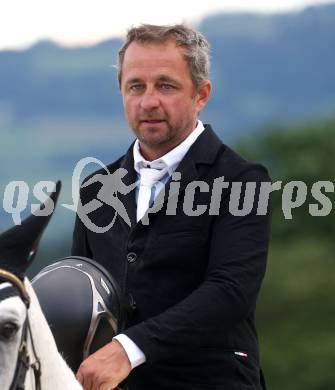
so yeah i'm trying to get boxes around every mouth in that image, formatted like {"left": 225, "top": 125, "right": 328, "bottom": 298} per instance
{"left": 140, "top": 119, "right": 165, "bottom": 124}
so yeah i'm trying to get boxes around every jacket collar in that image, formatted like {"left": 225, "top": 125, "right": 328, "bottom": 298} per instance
{"left": 171, "top": 124, "right": 223, "bottom": 192}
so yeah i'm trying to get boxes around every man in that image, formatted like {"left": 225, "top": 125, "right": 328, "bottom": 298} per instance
{"left": 73, "top": 24, "right": 271, "bottom": 390}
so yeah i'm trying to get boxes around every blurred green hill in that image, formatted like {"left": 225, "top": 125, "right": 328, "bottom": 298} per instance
{"left": 237, "top": 118, "right": 335, "bottom": 390}
{"left": 0, "top": 4, "right": 335, "bottom": 136}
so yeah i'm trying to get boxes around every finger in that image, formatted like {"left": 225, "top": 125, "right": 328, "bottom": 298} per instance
{"left": 77, "top": 367, "right": 93, "bottom": 390}
{"left": 76, "top": 368, "right": 84, "bottom": 385}
{"left": 83, "top": 373, "right": 93, "bottom": 390}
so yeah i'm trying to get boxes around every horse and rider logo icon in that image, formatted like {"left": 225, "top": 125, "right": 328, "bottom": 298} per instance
{"left": 63, "top": 158, "right": 138, "bottom": 233}
{"left": 82, "top": 168, "right": 137, "bottom": 228}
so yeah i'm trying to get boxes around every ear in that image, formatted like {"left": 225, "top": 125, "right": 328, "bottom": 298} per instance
{"left": 0, "top": 181, "right": 61, "bottom": 280}
{"left": 195, "top": 79, "right": 212, "bottom": 114}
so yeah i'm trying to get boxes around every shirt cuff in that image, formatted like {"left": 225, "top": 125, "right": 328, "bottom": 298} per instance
{"left": 114, "top": 333, "right": 146, "bottom": 369}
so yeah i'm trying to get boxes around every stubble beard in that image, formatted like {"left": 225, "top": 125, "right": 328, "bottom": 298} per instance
{"left": 134, "top": 116, "right": 197, "bottom": 149}
{"left": 134, "top": 121, "right": 174, "bottom": 147}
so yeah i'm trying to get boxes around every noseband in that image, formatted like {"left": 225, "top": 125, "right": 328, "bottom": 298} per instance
{"left": 0, "top": 270, "right": 41, "bottom": 390}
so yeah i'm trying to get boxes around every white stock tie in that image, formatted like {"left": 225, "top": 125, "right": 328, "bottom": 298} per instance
{"left": 137, "top": 166, "right": 167, "bottom": 222}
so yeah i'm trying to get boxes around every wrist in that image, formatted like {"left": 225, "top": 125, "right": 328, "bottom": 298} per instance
{"left": 112, "top": 339, "right": 132, "bottom": 369}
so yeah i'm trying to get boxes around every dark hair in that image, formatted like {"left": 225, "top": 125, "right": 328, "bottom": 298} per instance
{"left": 117, "top": 24, "right": 210, "bottom": 89}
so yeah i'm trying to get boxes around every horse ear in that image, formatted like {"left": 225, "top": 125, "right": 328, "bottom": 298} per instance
{"left": 0, "top": 181, "right": 61, "bottom": 279}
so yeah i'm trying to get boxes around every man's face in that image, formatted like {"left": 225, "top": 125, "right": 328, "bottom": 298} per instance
{"left": 120, "top": 40, "right": 211, "bottom": 160}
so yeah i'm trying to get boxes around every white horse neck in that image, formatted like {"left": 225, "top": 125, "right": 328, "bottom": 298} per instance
{"left": 24, "top": 279, "right": 82, "bottom": 390}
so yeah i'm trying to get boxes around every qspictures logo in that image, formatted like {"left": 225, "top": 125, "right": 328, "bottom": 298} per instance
{"left": 1, "top": 157, "right": 334, "bottom": 233}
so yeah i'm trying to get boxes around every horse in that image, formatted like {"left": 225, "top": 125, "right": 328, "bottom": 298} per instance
{"left": 0, "top": 182, "right": 82, "bottom": 390}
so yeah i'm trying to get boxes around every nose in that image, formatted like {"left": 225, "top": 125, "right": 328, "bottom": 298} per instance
{"left": 140, "top": 89, "right": 160, "bottom": 111}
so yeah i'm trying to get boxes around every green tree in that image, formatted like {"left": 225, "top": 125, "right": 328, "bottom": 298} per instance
{"left": 238, "top": 119, "right": 335, "bottom": 390}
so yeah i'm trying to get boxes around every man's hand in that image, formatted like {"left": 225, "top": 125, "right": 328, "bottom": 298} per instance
{"left": 76, "top": 339, "right": 131, "bottom": 390}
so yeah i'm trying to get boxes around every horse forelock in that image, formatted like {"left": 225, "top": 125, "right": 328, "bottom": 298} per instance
{"left": 0, "top": 282, "right": 19, "bottom": 302}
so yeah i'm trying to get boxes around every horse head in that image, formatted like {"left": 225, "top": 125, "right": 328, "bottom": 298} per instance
{"left": 0, "top": 181, "right": 62, "bottom": 390}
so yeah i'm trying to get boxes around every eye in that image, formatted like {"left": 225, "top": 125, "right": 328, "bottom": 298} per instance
{"left": 159, "top": 83, "right": 175, "bottom": 90}
{"left": 129, "top": 84, "right": 145, "bottom": 93}
{"left": 0, "top": 322, "right": 19, "bottom": 340}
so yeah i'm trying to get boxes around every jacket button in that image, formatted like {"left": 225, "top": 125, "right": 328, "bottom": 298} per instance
{"left": 127, "top": 252, "right": 137, "bottom": 263}
{"left": 128, "top": 293, "right": 137, "bottom": 310}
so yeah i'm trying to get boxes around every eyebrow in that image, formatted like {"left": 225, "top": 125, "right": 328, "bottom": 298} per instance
{"left": 124, "top": 75, "right": 181, "bottom": 87}
{"left": 156, "top": 75, "right": 180, "bottom": 85}
{"left": 125, "top": 77, "right": 143, "bottom": 86}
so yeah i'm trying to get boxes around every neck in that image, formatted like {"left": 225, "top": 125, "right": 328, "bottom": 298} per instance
{"left": 24, "top": 280, "right": 82, "bottom": 390}
{"left": 138, "top": 145, "right": 170, "bottom": 161}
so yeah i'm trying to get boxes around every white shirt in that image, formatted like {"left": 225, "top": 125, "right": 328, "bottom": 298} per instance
{"left": 114, "top": 120, "right": 205, "bottom": 369}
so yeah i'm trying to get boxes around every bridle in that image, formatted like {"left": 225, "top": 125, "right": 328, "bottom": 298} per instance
{"left": 0, "top": 269, "right": 42, "bottom": 390}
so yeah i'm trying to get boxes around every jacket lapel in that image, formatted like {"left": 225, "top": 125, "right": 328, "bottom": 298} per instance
{"left": 169, "top": 124, "right": 222, "bottom": 193}
{"left": 118, "top": 144, "right": 138, "bottom": 229}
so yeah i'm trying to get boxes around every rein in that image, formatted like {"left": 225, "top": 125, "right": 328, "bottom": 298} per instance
{"left": 0, "top": 270, "right": 42, "bottom": 390}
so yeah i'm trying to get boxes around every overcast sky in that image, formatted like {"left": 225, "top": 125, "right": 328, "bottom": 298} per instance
{"left": 1, "top": 0, "right": 334, "bottom": 50}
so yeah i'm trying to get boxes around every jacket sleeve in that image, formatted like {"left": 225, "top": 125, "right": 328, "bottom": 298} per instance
{"left": 71, "top": 213, "right": 93, "bottom": 258}
{"left": 122, "top": 166, "right": 272, "bottom": 363}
